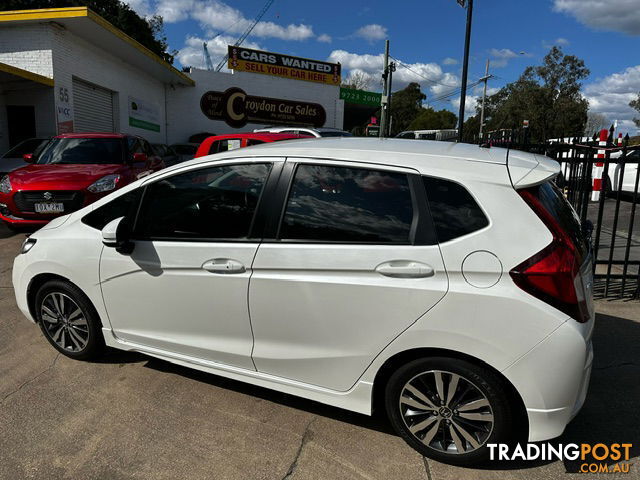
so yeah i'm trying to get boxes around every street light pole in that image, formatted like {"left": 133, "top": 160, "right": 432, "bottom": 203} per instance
{"left": 457, "top": 0, "right": 473, "bottom": 143}
{"left": 379, "top": 40, "right": 390, "bottom": 138}
{"left": 479, "top": 58, "right": 491, "bottom": 140}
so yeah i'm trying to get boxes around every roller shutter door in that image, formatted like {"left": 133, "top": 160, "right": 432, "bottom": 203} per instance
{"left": 73, "top": 78, "right": 114, "bottom": 132}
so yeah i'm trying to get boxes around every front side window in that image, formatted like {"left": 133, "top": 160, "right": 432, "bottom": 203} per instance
{"left": 136, "top": 163, "right": 271, "bottom": 240}
{"left": 37, "top": 138, "right": 124, "bottom": 165}
{"left": 82, "top": 189, "right": 142, "bottom": 230}
{"left": 423, "top": 176, "right": 489, "bottom": 242}
{"left": 280, "top": 164, "right": 414, "bottom": 243}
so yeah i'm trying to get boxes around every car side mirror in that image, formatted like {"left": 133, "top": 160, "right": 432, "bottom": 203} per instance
{"left": 132, "top": 152, "right": 148, "bottom": 163}
{"left": 23, "top": 153, "right": 35, "bottom": 163}
{"left": 102, "top": 216, "right": 134, "bottom": 254}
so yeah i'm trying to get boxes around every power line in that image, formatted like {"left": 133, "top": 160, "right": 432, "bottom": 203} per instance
{"left": 390, "top": 56, "right": 459, "bottom": 88}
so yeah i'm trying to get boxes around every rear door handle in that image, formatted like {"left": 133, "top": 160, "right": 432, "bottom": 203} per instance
{"left": 202, "top": 258, "right": 246, "bottom": 274}
{"left": 375, "top": 261, "right": 435, "bottom": 278}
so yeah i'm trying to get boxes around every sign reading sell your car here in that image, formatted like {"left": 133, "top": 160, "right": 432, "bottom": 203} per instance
{"left": 228, "top": 46, "right": 341, "bottom": 85}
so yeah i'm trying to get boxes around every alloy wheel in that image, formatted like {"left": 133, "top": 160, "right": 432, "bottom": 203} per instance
{"left": 40, "top": 292, "right": 89, "bottom": 352}
{"left": 399, "top": 370, "right": 494, "bottom": 454}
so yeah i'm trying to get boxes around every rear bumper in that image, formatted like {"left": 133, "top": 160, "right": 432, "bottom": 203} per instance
{"left": 502, "top": 319, "right": 593, "bottom": 442}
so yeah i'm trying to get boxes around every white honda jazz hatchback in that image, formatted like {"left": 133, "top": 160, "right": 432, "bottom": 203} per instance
{"left": 12, "top": 138, "right": 594, "bottom": 465}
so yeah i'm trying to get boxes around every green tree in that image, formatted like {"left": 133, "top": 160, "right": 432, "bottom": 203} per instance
{"left": 629, "top": 93, "right": 640, "bottom": 128}
{"left": 408, "top": 107, "right": 457, "bottom": 131}
{"left": 482, "top": 46, "right": 589, "bottom": 142}
{"left": 3, "top": 0, "right": 174, "bottom": 63}
{"left": 389, "top": 82, "right": 426, "bottom": 135}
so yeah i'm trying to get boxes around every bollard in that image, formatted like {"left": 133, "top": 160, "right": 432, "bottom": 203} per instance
{"left": 591, "top": 128, "right": 608, "bottom": 201}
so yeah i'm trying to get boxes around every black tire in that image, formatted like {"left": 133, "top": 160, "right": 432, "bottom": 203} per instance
{"left": 385, "top": 357, "right": 515, "bottom": 466}
{"left": 34, "top": 279, "right": 104, "bottom": 360}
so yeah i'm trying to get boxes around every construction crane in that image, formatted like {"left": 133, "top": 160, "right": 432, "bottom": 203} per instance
{"left": 214, "top": 0, "right": 275, "bottom": 72}
{"left": 203, "top": 42, "right": 214, "bottom": 70}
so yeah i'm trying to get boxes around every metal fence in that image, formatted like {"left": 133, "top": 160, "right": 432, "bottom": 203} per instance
{"left": 486, "top": 134, "right": 640, "bottom": 299}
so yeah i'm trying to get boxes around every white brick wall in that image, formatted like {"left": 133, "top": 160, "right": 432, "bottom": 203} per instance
{"left": 51, "top": 27, "right": 166, "bottom": 143}
{"left": 0, "top": 24, "right": 54, "bottom": 78}
{"left": 166, "top": 69, "right": 343, "bottom": 144}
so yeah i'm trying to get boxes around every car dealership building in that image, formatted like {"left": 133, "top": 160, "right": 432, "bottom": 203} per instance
{"left": 0, "top": 7, "right": 353, "bottom": 154}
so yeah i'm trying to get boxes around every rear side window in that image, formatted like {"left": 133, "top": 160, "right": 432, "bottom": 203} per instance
{"left": 423, "top": 176, "right": 488, "bottom": 242}
{"left": 136, "top": 163, "right": 271, "bottom": 240}
{"left": 210, "top": 139, "right": 242, "bottom": 154}
{"left": 280, "top": 164, "right": 414, "bottom": 243}
{"left": 82, "top": 189, "right": 141, "bottom": 230}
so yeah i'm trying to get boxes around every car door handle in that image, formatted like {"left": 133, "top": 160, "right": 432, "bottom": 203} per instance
{"left": 375, "top": 261, "right": 435, "bottom": 278}
{"left": 202, "top": 259, "right": 246, "bottom": 274}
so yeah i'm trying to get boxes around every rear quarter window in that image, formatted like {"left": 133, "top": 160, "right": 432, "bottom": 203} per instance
{"left": 423, "top": 176, "right": 489, "bottom": 242}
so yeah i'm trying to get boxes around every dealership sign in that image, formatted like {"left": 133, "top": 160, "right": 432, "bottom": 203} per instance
{"left": 340, "top": 88, "right": 382, "bottom": 107}
{"left": 128, "top": 96, "right": 160, "bottom": 132}
{"left": 227, "top": 46, "right": 341, "bottom": 86}
{"left": 200, "top": 87, "right": 326, "bottom": 128}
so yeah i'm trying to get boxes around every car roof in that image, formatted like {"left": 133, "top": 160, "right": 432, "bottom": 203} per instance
{"left": 55, "top": 133, "right": 129, "bottom": 139}
{"left": 205, "top": 133, "right": 311, "bottom": 141}
{"left": 214, "top": 137, "right": 503, "bottom": 166}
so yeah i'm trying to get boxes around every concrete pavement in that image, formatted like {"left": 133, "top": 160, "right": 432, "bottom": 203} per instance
{"left": 1, "top": 223, "right": 638, "bottom": 480}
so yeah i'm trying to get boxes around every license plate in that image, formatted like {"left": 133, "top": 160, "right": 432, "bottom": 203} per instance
{"left": 35, "top": 202, "right": 64, "bottom": 214}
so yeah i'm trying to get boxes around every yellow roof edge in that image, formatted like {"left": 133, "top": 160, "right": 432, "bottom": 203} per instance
{"left": 0, "top": 7, "right": 195, "bottom": 87}
{"left": 0, "top": 62, "right": 54, "bottom": 86}
{"left": 0, "top": 6, "right": 88, "bottom": 21}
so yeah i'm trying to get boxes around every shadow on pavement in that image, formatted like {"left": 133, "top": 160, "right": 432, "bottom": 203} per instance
{"left": 104, "top": 307, "right": 640, "bottom": 471}
{"left": 559, "top": 311, "right": 640, "bottom": 473}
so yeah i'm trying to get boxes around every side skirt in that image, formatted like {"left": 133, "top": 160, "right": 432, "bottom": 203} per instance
{"left": 102, "top": 328, "right": 373, "bottom": 415}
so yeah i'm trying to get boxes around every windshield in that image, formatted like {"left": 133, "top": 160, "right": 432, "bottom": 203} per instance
{"left": 172, "top": 145, "right": 198, "bottom": 155}
{"left": 37, "top": 138, "right": 124, "bottom": 165}
{"left": 2, "top": 138, "right": 48, "bottom": 158}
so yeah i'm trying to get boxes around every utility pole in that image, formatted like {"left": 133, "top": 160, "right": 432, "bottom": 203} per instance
{"left": 386, "top": 61, "right": 396, "bottom": 137}
{"left": 479, "top": 59, "right": 491, "bottom": 140}
{"left": 457, "top": 0, "right": 474, "bottom": 143}
{"left": 379, "top": 40, "right": 390, "bottom": 138}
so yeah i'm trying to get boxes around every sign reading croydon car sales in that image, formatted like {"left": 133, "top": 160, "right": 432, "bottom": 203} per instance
{"left": 200, "top": 87, "right": 327, "bottom": 128}
{"left": 227, "top": 46, "right": 341, "bottom": 85}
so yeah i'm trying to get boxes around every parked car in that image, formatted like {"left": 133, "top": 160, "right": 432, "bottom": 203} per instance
{"left": 556, "top": 143, "right": 640, "bottom": 195}
{"left": 0, "top": 133, "right": 164, "bottom": 229}
{"left": 0, "top": 137, "right": 49, "bottom": 176}
{"left": 152, "top": 143, "right": 180, "bottom": 167}
{"left": 12, "top": 139, "right": 593, "bottom": 466}
{"left": 170, "top": 143, "right": 199, "bottom": 163}
{"left": 195, "top": 133, "right": 312, "bottom": 158}
{"left": 253, "top": 126, "right": 352, "bottom": 137}
{"left": 396, "top": 129, "right": 458, "bottom": 141}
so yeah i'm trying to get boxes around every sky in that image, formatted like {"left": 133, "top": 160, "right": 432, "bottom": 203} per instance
{"left": 123, "top": 0, "right": 640, "bottom": 134}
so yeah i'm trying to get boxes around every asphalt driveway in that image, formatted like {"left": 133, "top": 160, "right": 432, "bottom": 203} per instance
{"left": 1, "top": 223, "right": 638, "bottom": 480}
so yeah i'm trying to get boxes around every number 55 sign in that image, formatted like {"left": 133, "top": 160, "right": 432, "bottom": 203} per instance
{"left": 56, "top": 84, "right": 74, "bottom": 133}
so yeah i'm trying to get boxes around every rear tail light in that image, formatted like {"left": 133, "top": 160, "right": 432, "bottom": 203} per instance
{"left": 510, "top": 187, "right": 589, "bottom": 323}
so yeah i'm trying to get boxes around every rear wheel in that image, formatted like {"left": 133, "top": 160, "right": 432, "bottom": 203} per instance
{"left": 385, "top": 357, "right": 515, "bottom": 466}
{"left": 35, "top": 279, "right": 104, "bottom": 360}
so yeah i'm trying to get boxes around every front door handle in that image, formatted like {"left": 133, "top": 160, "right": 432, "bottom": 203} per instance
{"left": 202, "top": 258, "right": 246, "bottom": 274}
{"left": 375, "top": 260, "right": 435, "bottom": 278}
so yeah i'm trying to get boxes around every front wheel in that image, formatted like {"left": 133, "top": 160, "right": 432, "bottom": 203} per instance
{"left": 35, "top": 279, "right": 104, "bottom": 360}
{"left": 385, "top": 357, "right": 516, "bottom": 466}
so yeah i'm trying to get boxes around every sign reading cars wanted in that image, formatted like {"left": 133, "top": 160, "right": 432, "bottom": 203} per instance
{"left": 227, "top": 46, "right": 341, "bottom": 85}
{"left": 200, "top": 87, "right": 327, "bottom": 128}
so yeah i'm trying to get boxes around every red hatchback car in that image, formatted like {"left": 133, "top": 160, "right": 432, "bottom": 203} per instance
{"left": 0, "top": 133, "right": 164, "bottom": 229}
{"left": 194, "top": 133, "right": 311, "bottom": 158}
